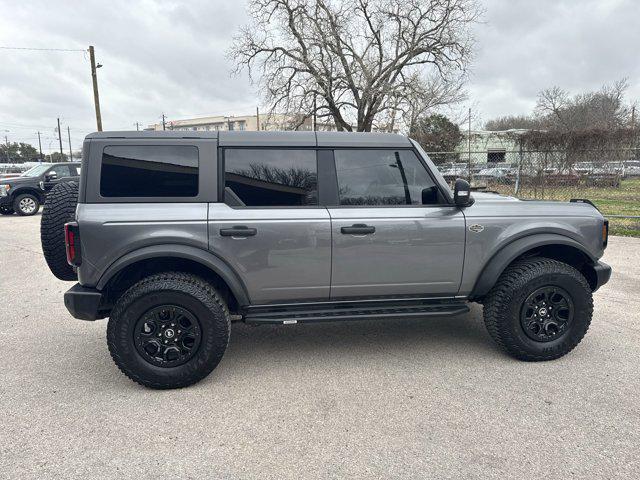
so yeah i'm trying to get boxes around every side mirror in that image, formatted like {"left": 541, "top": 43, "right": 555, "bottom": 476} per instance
{"left": 421, "top": 186, "right": 438, "bottom": 205}
{"left": 46, "top": 172, "right": 58, "bottom": 181}
{"left": 454, "top": 178, "right": 473, "bottom": 207}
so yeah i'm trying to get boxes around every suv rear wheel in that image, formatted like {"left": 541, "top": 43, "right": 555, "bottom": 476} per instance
{"left": 483, "top": 257, "right": 593, "bottom": 361}
{"left": 13, "top": 193, "right": 40, "bottom": 216}
{"left": 107, "top": 272, "right": 230, "bottom": 389}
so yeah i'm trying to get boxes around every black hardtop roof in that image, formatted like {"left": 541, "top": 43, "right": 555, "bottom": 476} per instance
{"left": 85, "top": 130, "right": 413, "bottom": 148}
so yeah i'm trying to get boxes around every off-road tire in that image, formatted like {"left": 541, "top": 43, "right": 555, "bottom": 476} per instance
{"left": 40, "top": 181, "right": 78, "bottom": 281}
{"left": 107, "top": 272, "right": 231, "bottom": 389}
{"left": 0, "top": 205, "right": 14, "bottom": 215}
{"left": 13, "top": 193, "right": 40, "bottom": 216}
{"left": 483, "top": 257, "right": 593, "bottom": 361}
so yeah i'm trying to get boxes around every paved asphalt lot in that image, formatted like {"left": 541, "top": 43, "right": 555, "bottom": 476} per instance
{"left": 1, "top": 213, "right": 639, "bottom": 479}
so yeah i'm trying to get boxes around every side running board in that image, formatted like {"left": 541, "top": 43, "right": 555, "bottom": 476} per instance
{"left": 243, "top": 298, "right": 469, "bottom": 325}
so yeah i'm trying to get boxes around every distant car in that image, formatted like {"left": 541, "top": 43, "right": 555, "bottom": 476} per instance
{"left": 622, "top": 161, "right": 640, "bottom": 177}
{"left": 475, "top": 167, "right": 514, "bottom": 184}
{"left": 0, "top": 162, "right": 80, "bottom": 216}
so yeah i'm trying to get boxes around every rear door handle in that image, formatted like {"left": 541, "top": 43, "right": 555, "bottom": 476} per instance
{"left": 220, "top": 226, "right": 257, "bottom": 237}
{"left": 341, "top": 224, "right": 375, "bottom": 235}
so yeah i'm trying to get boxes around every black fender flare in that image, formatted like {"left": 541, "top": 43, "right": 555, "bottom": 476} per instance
{"left": 96, "top": 244, "right": 250, "bottom": 306}
{"left": 469, "top": 233, "right": 597, "bottom": 299}
{"left": 11, "top": 186, "right": 46, "bottom": 203}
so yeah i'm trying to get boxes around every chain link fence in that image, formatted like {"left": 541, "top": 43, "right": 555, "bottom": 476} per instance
{"left": 427, "top": 149, "right": 640, "bottom": 237}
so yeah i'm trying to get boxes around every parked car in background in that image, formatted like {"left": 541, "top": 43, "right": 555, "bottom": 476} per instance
{"left": 622, "top": 160, "right": 640, "bottom": 177}
{"left": 474, "top": 167, "right": 514, "bottom": 184}
{"left": 0, "top": 162, "right": 80, "bottom": 216}
{"left": 439, "top": 164, "right": 469, "bottom": 183}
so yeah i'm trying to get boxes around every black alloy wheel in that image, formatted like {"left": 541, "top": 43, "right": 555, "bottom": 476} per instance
{"left": 134, "top": 305, "right": 202, "bottom": 367}
{"left": 520, "top": 286, "right": 574, "bottom": 342}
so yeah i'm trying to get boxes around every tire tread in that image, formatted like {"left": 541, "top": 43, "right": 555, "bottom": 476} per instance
{"left": 483, "top": 257, "right": 593, "bottom": 361}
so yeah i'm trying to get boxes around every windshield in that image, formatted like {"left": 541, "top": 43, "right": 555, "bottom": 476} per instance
{"left": 21, "top": 164, "right": 50, "bottom": 177}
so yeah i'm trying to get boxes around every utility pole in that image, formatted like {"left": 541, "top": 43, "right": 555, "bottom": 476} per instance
{"left": 37, "top": 131, "right": 43, "bottom": 161}
{"left": 135, "top": 122, "right": 139, "bottom": 131}
{"left": 4, "top": 135, "right": 10, "bottom": 162}
{"left": 256, "top": 107, "right": 260, "bottom": 131}
{"left": 57, "top": 118, "right": 64, "bottom": 160}
{"left": 162, "top": 114, "right": 166, "bottom": 131}
{"left": 467, "top": 107, "right": 472, "bottom": 182}
{"left": 89, "top": 46, "right": 103, "bottom": 131}
{"left": 67, "top": 126, "right": 73, "bottom": 160}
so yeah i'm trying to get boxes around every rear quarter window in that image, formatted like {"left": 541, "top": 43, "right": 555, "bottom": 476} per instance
{"left": 100, "top": 145, "right": 198, "bottom": 197}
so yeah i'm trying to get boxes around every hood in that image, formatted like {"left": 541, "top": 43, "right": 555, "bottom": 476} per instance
{"left": 0, "top": 176, "right": 39, "bottom": 187}
{"left": 471, "top": 191, "right": 520, "bottom": 202}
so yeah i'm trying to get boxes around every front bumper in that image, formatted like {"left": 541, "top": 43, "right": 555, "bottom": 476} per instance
{"left": 593, "top": 260, "right": 612, "bottom": 291}
{"left": 64, "top": 284, "right": 107, "bottom": 320}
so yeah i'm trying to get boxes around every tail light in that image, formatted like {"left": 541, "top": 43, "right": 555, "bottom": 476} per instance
{"left": 602, "top": 219, "right": 609, "bottom": 248}
{"left": 64, "top": 222, "right": 82, "bottom": 266}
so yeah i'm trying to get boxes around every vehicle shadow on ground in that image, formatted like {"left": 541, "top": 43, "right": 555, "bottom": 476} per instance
{"left": 222, "top": 305, "right": 501, "bottom": 366}
{"left": 75, "top": 306, "right": 503, "bottom": 390}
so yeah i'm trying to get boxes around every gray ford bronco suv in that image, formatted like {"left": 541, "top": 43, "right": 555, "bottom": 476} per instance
{"left": 40, "top": 131, "right": 611, "bottom": 389}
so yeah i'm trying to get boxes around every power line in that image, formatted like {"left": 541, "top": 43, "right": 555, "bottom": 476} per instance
{"left": 0, "top": 46, "right": 86, "bottom": 52}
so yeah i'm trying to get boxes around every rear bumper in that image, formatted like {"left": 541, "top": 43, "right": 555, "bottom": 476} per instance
{"left": 64, "top": 284, "right": 107, "bottom": 320}
{"left": 593, "top": 260, "right": 612, "bottom": 291}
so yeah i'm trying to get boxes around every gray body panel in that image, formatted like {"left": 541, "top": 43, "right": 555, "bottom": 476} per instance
{"left": 75, "top": 130, "right": 607, "bottom": 311}
{"left": 208, "top": 203, "right": 331, "bottom": 304}
{"left": 458, "top": 193, "right": 605, "bottom": 295}
{"left": 328, "top": 206, "right": 465, "bottom": 298}
{"left": 76, "top": 203, "right": 209, "bottom": 287}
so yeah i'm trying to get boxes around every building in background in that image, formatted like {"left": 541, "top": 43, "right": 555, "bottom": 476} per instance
{"left": 146, "top": 113, "right": 335, "bottom": 132}
{"left": 455, "top": 129, "right": 528, "bottom": 163}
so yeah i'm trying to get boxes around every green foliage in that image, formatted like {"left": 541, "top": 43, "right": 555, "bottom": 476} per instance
{"left": 0, "top": 142, "right": 39, "bottom": 163}
{"left": 409, "top": 114, "right": 462, "bottom": 159}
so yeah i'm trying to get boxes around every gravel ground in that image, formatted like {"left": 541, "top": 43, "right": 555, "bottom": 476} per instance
{"left": 1, "top": 213, "right": 639, "bottom": 479}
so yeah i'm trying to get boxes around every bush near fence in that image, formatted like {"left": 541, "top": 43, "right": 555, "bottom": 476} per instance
{"left": 428, "top": 149, "right": 640, "bottom": 237}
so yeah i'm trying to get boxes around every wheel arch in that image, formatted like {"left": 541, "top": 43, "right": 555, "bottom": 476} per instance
{"left": 470, "top": 234, "right": 599, "bottom": 300}
{"left": 97, "top": 244, "right": 250, "bottom": 310}
{"left": 12, "top": 186, "right": 45, "bottom": 203}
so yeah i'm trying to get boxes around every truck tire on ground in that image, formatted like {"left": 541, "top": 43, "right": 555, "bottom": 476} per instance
{"left": 107, "top": 272, "right": 231, "bottom": 389}
{"left": 483, "top": 257, "right": 593, "bottom": 361}
{"left": 13, "top": 193, "right": 40, "bottom": 216}
{"left": 0, "top": 205, "right": 14, "bottom": 215}
{"left": 40, "top": 181, "right": 78, "bottom": 281}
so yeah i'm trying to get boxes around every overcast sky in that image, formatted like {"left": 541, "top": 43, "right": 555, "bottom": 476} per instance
{"left": 1, "top": 0, "right": 638, "bottom": 153}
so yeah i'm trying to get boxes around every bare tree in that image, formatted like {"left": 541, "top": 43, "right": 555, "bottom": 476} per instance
{"left": 230, "top": 0, "right": 480, "bottom": 132}
{"left": 535, "top": 79, "right": 632, "bottom": 131}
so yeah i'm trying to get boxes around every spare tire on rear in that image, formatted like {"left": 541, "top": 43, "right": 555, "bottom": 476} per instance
{"left": 41, "top": 181, "right": 79, "bottom": 281}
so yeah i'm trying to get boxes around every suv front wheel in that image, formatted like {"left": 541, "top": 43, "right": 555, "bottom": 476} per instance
{"left": 483, "top": 257, "right": 593, "bottom": 361}
{"left": 13, "top": 193, "right": 40, "bottom": 216}
{"left": 107, "top": 272, "right": 231, "bottom": 389}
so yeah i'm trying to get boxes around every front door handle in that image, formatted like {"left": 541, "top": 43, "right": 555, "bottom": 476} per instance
{"left": 341, "top": 224, "right": 375, "bottom": 235}
{"left": 220, "top": 226, "right": 257, "bottom": 237}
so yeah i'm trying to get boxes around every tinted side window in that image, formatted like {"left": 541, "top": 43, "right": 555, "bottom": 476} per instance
{"left": 334, "top": 150, "right": 439, "bottom": 206}
{"left": 224, "top": 149, "right": 317, "bottom": 207}
{"left": 100, "top": 146, "right": 198, "bottom": 197}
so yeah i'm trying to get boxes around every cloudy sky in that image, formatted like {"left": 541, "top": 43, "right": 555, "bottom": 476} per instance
{"left": 0, "top": 0, "right": 638, "bottom": 154}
